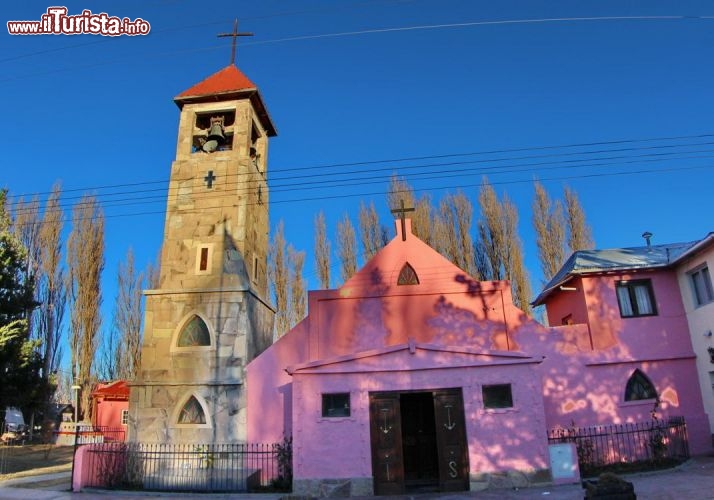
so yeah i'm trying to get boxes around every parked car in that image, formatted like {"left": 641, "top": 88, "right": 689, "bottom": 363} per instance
{"left": 2, "top": 407, "right": 29, "bottom": 442}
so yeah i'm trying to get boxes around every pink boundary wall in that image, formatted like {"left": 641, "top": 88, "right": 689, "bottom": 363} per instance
{"left": 243, "top": 219, "right": 710, "bottom": 494}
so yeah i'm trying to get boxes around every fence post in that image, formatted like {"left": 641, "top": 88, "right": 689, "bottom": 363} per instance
{"left": 69, "top": 422, "right": 81, "bottom": 491}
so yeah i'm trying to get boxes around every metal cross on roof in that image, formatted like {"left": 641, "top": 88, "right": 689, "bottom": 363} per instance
{"left": 390, "top": 199, "right": 415, "bottom": 241}
{"left": 217, "top": 18, "right": 254, "bottom": 66}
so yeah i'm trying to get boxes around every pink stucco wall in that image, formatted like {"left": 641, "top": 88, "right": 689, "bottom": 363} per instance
{"left": 537, "top": 269, "right": 710, "bottom": 454}
{"left": 289, "top": 344, "right": 549, "bottom": 480}
{"left": 248, "top": 220, "right": 544, "bottom": 446}
{"left": 94, "top": 399, "right": 128, "bottom": 429}
{"left": 545, "top": 276, "right": 590, "bottom": 329}
{"left": 248, "top": 220, "right": 712, "bottom": 491}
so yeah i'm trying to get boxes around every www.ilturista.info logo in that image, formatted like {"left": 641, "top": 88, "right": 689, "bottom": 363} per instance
{"left": 7, "top": 7, "right": 150, "bottom": 36}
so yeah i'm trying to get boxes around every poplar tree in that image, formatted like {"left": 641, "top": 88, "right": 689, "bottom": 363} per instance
{"left": 337, "top": 214, "right": 357, "bottom": 283}
{"left": 502, "top": 196, "right": 532, "bottom": 314}
{"left": 564, "top": 186, "right": 594, "bottom": 253}
{"left": 288, "top": 245, "right": 307, "bottom": 326}
{"left": 269, "top": 221, "right": 290, "bottom": 337}
{"left": 477, "top": 180, "right": 505, "bottom": 280}
{"left": 437, "top": 192, "right": 476, "bottom": 277}
{"left": 314, "top": 211, "right": 331, "bottom": 289}
{"left": 532, "top": 181, "right": 566, "bottom": 281}
{"left": 477, "top": 179, "right": 532, "bottom": 313}
{"left": 113, "top": 247, "right": 144, "bottom": 380}
{"left": 67, "top": 195, "right": 104, "bottom": 420}
{"left": 358, "top": 201, "right": 387, "bottom": 262}
{"left": 12, "top": 196, "right": 41, "bottom": 341}
{"left": 38, "top": 185, "right": 65, "bottom": 379}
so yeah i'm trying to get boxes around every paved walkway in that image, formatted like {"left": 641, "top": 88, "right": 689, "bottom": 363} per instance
{"left": 2, "top": 456, "right": 714, "bottom": 499}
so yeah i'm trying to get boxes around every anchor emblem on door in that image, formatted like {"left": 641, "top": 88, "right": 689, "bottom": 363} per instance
{"left": 443, "top": 404, "right": 456, "bottom": 430}
{"left": 379, "top": 408, "right": 392, "bottom": 434}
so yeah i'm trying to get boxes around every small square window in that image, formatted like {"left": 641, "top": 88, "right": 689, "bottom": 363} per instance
{"left": 689, "top": 265, "right": 714, "bottom": 307}
{"left": 121, "top": 409, "right": 129, "bottom": 426}
{"left": 322, "top": 393, "right": 350, "bottom": 417}
{"left": 616, "top": 279, "right": 657, "bottom": 318}
{"left": 483, "top": 384, "right": 513, "bottom": 409}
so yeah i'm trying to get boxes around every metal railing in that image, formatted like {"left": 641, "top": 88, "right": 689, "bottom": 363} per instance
{"left": 79, "top": 442, "right": 284, "bottom": 492}
{"left": 74, "top": 424, "right": 126, "bottom": 443}
{"left": 548, "top": 416, "right": 689, "bottom": 477}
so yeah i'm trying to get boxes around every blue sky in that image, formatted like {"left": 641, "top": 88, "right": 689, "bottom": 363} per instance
{"left": 3, "top": 1, "right": 714, "bottom": 365}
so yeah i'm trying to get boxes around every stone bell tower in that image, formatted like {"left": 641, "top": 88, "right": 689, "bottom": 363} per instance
{"left": 130, "top": 64, "right": 277, "bottom": 444}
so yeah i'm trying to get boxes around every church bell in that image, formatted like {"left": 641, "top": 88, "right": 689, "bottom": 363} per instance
{"left": 207, "top": 116, "right": 226, "bottom": 143}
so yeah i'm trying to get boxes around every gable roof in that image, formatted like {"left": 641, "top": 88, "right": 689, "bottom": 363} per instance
{"left": 92, "top": 380, "right": 129, "bottom": 399}
{"left": 174, "top": 64, "right": 277, "bottom": 137}
{"left": 532, "top": 240, "right": 700, "bottom": 306}
{"left": 286, "top": 340, "right": 542, "bottom": 375}
{"left": 335, "top": 218, "right": 506, "bottom": 296}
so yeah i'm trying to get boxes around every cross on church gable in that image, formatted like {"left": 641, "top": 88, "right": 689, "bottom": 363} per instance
{"left": 390, "top": 199, "right": 415, "bottom": 241}
{"left": 217, "top": 18, "right": 254, "bottom": 66}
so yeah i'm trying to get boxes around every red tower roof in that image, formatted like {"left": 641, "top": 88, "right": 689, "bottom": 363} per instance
{"left": 176, "top": 65, "right": 257, "bottom": 98}
{"left": 174, "top": 64, "right": 277, "bottom": 137}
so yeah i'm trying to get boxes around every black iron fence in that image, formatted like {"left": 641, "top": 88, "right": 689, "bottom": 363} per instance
{"left": 79, "top": 442, "right": 286, "bottom": 493}
{"left": 548, "top": 417, "right": 689, "bottom": 477}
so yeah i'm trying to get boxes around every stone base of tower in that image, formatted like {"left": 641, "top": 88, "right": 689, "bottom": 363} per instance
{"left": 130, "top": 383, "right": 247, "bottom": 444}
{"left": 128, "top": 287, "right": 274, "bottom": 445}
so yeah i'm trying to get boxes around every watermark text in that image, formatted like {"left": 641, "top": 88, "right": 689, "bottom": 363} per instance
{"left": 8, "top": 7, "right": 150, "bottom": 36}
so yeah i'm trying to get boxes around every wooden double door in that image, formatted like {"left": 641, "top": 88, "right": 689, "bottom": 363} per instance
{"left": 369, "top": 388, "right": 469, "bottom": 495}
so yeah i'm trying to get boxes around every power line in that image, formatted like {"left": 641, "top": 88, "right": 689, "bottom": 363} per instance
{"left": 8, "top": 143, "right": 714, "bottom": 217}
{"left": 8, "top": 132, "right": 714, "bottom": 205}
{"left": 0, "top": 0, "right": 403, "bottom": 64}
{"left": 9, "top": 161, "right": 713, "bottom": 229}
{"left": 243, "top": 15, "right": 697, "bottom": 47}
{"left": 12, "top": 147, "right": 714, "bottom": 217}
{"left": 3, "top": 15, "right": 712, "bottom": 83}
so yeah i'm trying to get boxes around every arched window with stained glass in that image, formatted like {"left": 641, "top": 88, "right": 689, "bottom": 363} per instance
{"left": 177, "top": 315, "right": 211, "bottom": 347}
{"left": 625, "top": 369, "right": 658, "bottom": 401}
{"left": 397, "top": 262, "right": 419, "bottom": 286}
{"left": 177, "top": 395, "right": 207, "bottom": 424}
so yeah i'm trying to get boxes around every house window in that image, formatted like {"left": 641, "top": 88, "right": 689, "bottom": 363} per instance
{"left": 178, "top": 396, "right": 207, "bottom": 424}
{"left": 689, "top": 265, "right": 714, "bottom": 307}
{"left": 121, "top": 409, "right": 129, "bottom": 426}
{"left": 625, "top": 369, "right": 657, "bottom": 401}
{"left": 322, "top": 393, "right": 350, "bottom": 417}
{"left": 177, "top": 315, "right": 211, "bottom": 347}
{"left": 616, "top": 280, "right": 657, "bottom": 317}
{"left": 397, "top": 263, "right": 419, "bottom": 285}
{"left": 482, "top": 384, "right": 513, "bottom": 409}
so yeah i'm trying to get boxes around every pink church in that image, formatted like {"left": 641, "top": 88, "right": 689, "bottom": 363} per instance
{"left": 247, "top": 220, "right": 711, "bottom": 496}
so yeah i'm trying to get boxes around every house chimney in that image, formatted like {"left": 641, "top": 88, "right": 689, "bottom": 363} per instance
{"left": 642, "top": 231, "right": 653, "bottom": 247}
